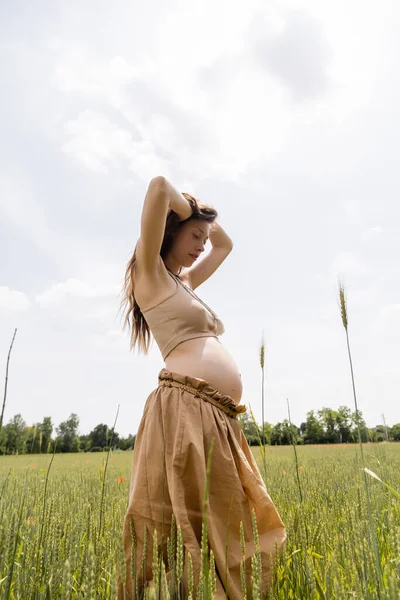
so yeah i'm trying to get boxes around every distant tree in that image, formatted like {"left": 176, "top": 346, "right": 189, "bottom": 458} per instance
{"left": 335, "top": 406, "right": 353, "bottom": 443}
{"left": 56, "top": 413, "right": 80, "bottom": 453}
{"left": 40, "top": 417, "right": 53, "bottom": 453}
{"left": 118, "top": 434, "right": 136, "bottom": 451}
{"left": 271, "top": 420, "right": 299, "bottom": 445}
{"left": 88, "top": 423, "right": 120, "bottom": 450}
{"left": 79, "top": 434, "right": 91, "bottom": 452}
{"left": 390, "top": 424, "right": 400, "bottom": 441}
{"left": 351, "top": 410, "right": 369, "bottom": 442}
{"left": 318, "top": 407, "right": 339, "bottom": 443}
{"left": 0, "top": 426, "right": 7, "bottom": 454}
{"left": 261, "top": 422, "right": 273, "bottom": 445}
{"left": 371, "top": 425, "right": 388, "bottom": 442}
{"left": 5, "top": 414, "right": 27, "bottom": 454}
{"left": 303, "top": 410, "right": 324, "bottom": 444}
{"left": 25, "top": 422, "right": 42, "bottom": 454}
{"left": 238, "top": 412, "right": 266, "bottom": 446}
{"left": 90, "top": 446, "right": 103, "bottom": 452}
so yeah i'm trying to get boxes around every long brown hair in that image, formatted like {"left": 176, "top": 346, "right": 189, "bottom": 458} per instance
{"left": 118, "top": 192, "right": 218, "bottom": 355}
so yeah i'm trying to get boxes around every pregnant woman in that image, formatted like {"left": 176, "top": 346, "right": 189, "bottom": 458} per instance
{"left": 117, "top": 176, "right": 286, "bottom": 599}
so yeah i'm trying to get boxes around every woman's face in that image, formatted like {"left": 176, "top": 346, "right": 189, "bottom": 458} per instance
{"left": 174, "top": 220, "right": 211, "bottom": 266}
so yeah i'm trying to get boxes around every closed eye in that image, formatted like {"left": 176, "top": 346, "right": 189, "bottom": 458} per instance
{"left": 194, "top": 234, "right": 207, "bottom": 243}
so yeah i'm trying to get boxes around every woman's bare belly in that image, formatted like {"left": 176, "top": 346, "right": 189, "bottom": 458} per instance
{"left": 134, "top": 261, "right": 243, "bottom": 403}
{"left": 164, "top": 336, "right": 243, "bottom": 405}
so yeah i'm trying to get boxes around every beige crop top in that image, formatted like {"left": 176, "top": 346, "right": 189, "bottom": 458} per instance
{"left": 141, "top": 270, "right": 225, "bottom": 360}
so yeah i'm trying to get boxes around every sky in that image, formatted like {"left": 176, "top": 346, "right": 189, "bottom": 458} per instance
{"left": 1, "top": 0, "right": 399, "bottom": 439}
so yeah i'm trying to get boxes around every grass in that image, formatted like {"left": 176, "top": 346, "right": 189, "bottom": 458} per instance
{"left": 0, "top": 443, "right": 400, "bottom": 598}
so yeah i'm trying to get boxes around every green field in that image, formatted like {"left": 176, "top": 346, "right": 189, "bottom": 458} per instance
{"left": 1, "top": 443, "right": 400, "bottom": 599}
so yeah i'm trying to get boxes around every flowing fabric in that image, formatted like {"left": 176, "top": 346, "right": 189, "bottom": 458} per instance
{"left": 117, "top": 369, "right": 286, "bottom": 599}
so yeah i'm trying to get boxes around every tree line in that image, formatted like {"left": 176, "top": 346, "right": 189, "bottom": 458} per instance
{"left": 0, "top": 406, "right": 399, "bottom": 455}
{"left": 240, "top": 406, "right": 400, "bottom": 445}
{"left": 0, "top": 414, "right": 134, "bottom": 455}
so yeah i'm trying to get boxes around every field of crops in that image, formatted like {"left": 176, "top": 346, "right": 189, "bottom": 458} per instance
{"left": 1, "top": 442, "right": 400, "bottom": 599}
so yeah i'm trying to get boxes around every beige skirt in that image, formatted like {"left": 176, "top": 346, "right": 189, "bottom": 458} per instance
{"left": 117, "top": 369, "right": 286, "bottom": 599}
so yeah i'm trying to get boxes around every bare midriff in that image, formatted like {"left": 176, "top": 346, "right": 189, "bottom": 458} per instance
{"left": 164, "top": 337, "right": 243, "bottom": 405}
{"left": 134, "top": 259, "right": 243, "bottom": 405}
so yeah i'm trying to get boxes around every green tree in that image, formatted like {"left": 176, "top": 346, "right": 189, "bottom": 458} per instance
{"left": 4, "top": 414, "right": 27, "bottom": 454}
{"left": 390, "top": 423, "right": 400, "bottom": 441}
{"left": 261, "top": 422, "right": 273, "bottom": 445}
{"left": 0, "top": 425, "right": 8, "bottom": 455}
{"left": 40, "top": 417, "right": 53, "bottom": 453}
{"left": 271, "top": 420, "right": 299, "bottom": 445}
{"left": 238, "top": 412, "right": 266, "bottom": 446}
{"left": 303, "top": 410, "right": 324, "bottom": 444}
{"left": 25, "top": 422, "right": 42, "bottom": 454}
{"left": 351, "top": 410, "right": 369, "bottom": 442}
{"left": 371, "top": 425, "right": 388, "bottom": 442}
{"left": 88, "top": 423, "right": 120, "bottom": 450}
{"left": 318, "top": 407, "right": 339, "bottom": 443}
{"left": 335, "top": 406, "right": 353, "bottom": 443}
{"left": 118, "top": 434, "right": 136, "bottom": 451}
{"left": 79, "top": 434, "right": 91, "bottom": 452}
{"left": 56, "top": 413, "right": 80, "bottom": 453}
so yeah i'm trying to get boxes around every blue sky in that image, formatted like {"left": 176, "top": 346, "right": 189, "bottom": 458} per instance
{"left": 1, "top": 0, "right": 399, "bottom": 438}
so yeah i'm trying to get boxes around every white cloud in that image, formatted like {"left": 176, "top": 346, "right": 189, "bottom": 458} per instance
{"left": 62, "top": 110, "right": 172, "bottom": 180}
{"left": 331, "top": 252, "right": 367, "bottom": 280}
{"left": 51, "top": 1, "right": 394, "bottom": 184}
{"left": 0, "top": 287, "right": 30, "bottom": 312}
{"left": 344, "top": 200, "right": 363, "bottom": 227}
{"left": 0, "top": 173, "right": 52, "bottom": 252}
{"left": 252, "top": 9, "right": 333, "bottom": 102}
{"left": 35, "top": 278, "right": 121, "bottom": 322}
{"left": 378, "top": 304, "right": 400, "bottom": 339}
{"left": 92, "top": 328, "right": 126, "bottom": 351}
{"left": 380, "top": 304, "right": 400, "bottom": 322}
{"left": 55, "top": 50, "right": 138, "bottom": 97}
{"left": 37, "top": 278, "right": 119, "bottom": 303}
{"left": 362, "top": 226, "right": 384, "bottom": 240}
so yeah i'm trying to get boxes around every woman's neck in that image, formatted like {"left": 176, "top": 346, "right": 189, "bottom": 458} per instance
{"left": 166, "top": 265, "right": 181, "bottom": 278}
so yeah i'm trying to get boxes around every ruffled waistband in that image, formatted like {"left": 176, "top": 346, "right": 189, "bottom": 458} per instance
{"left": 157, "top": 368, "right": 247, "bottom": 419}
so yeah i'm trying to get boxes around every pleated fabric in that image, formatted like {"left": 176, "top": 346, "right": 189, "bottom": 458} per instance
{"left": 117, "top": 369, "right": 286, "bottom": 599}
